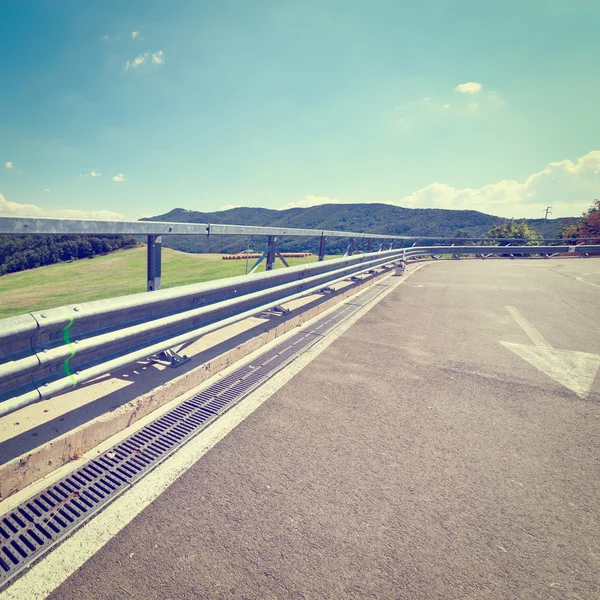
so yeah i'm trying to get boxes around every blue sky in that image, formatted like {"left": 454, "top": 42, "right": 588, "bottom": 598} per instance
{"left": 1, "top": 0, "right": 599, "bottom": 220}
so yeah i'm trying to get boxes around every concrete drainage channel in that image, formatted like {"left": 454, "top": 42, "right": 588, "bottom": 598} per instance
{"left": 0, "top": 279, "right": 394, "bottom": 588}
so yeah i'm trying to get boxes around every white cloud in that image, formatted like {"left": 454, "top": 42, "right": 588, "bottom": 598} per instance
{"left": 467, "top": 102, "right": 480, "bottom": 112}
{"left": 131, "top": 30, "right": 141, "bottom": 39}
{"left": 456, "top": 82, "right": 483, "bottom": 94}
{"left": 443, "top": 104, "right": 450, "bottom": 109}
{"left": 125, "top": 49, "right": 163, "bottom": 71}
{"left": 0, "top": 193, "right": 126, "bottom": 220}
{"left": 281, "top": 195, "right": 342, "bottom": 210}
{"left": 80, "top": 170, "right": 101, "bottom": 177}
{"left": 43, "top": 188, "right": 51, "bottom": 193}
{"left": 125, "top": 51, "right": 149, "bottom": 70}
{"left": 5, "top": 161, "right": 13, "bottom": 169}
{"left": 112, "top": 173, "right": 126, "bottom": 182}
{"left": 398, "top": 150, "right": 600, "bottom": 218}
{"left": 132, "top": 53, "right": 148, "bottom": 67}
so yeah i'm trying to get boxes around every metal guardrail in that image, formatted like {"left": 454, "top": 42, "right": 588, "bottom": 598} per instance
{"left": 0, "top": 216, "right": 405, "bottom": 239}
{"left": 1, "top": 215, "right": 597, "bottom": 242}
{"left": 1, "top": 241, "right": 598, "bottom": 418}
{"left": 0, "top": 249, "right": 406, "bottom": 417}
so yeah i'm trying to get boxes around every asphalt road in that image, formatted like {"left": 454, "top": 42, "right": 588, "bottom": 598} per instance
{"left": 46, "top": 258, "right": 600, "bottom": 599}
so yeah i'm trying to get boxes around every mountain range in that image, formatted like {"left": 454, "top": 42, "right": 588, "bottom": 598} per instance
{"left": 142, "top": 204, "right": 575, "bottom": 255}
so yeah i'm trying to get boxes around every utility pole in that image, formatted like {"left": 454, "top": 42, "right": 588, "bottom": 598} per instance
{"left": 544, "top": 206, "right": 552, "bottom": 221}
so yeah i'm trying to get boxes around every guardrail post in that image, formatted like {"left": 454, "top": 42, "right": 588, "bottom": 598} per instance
{"left": 147, "top": 235, "right": 162, "bottom": 291}
{"left": 266, "top": 235, "right": 277, "bottom": 271}
{"left": 318, "top": 235, "right": 326, "bottom": 261}
{"left": 367, "top": 239, "right": 373, "bottom": 253}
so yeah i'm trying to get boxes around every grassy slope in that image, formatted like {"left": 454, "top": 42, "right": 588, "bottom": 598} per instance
{"left": 0, "top": 247, "right": 333, "bottom": 319}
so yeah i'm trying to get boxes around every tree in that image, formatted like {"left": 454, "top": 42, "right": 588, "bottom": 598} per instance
{"left": 89, "top": 237, "right": 104, "bottom": 254}
{"left": 486, "top": 220, "right": 541, "bottom": 246}
{"left": 24, "top": 249, "right": 41, "bottom": 270}
{"left": 77, "top": 239, "right": 93, "bottom": 259}
{"left": 100, "top": 239, "right": 114, "bottom": 253}
{"left": 59, "top": 240, "right": 79, "bottom": 261}
{"left": 560, "top": 200, "right": 600, "bottom": 243}
{"left": 2, "top": 252, "right": 27, "bottom": 274}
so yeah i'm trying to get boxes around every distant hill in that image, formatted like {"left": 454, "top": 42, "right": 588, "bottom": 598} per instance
{"left": 142, "top": 204, "right": 576, "bottom": 255}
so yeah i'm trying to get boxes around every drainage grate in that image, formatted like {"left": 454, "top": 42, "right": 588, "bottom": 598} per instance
{"left": 0, "top": 280, "right": 389, "bottom": 587}
{"left": 345, "top": 282, "right": 391, "bottom": 307}
{"left": 305, "top": 304, "right": 358, "bottom": 337}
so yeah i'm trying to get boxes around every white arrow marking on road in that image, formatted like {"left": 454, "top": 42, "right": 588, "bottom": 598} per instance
{"left": 501, "top": 306, "right": 600, "bottom": 398}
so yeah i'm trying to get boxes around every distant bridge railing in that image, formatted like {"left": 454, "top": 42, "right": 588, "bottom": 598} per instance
{"left": 403, "top": 244, "right": 600, "bottom": 259}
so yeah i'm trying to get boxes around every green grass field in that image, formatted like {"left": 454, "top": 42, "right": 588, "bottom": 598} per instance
{"left": 0, "top": 247, "right": 337, "bottom": 319}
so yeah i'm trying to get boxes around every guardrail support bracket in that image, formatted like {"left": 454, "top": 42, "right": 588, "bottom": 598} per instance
{"left": 261, "top": 305, "right": 291, "bottom": 318}
{"left": 275, "top": 249, "right": 289, "bottom": 268}
{"left": 344, "top": 238, "right": 357, "bottom": 257}
{"left": 249, "top": 235, "right": 285, "bottom": 273}
{"left": 151, "top": 348, "right": 190, "bottom": 368}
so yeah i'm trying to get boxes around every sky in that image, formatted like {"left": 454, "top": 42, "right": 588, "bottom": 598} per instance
{"left": 1, "top": 0, "right": 599, "bottom": 222}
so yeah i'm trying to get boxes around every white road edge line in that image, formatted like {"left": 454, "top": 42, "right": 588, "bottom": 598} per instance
{"left": 575, "top": 276, "right": 600, "bottom": 289}
{"left": 0, "top": 263, "right": 428, "bottom": 600}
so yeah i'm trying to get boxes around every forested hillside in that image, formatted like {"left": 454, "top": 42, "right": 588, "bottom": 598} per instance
{"left": 142, "top": 204, "right": 575, "bottom": 255}
{"left": 0, "top": 235, "right": 138, "bottom": 275}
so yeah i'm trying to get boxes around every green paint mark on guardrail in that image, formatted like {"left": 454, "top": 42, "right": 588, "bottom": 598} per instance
{"left": 61, "top": 311, "right": 77, "bottom": 387}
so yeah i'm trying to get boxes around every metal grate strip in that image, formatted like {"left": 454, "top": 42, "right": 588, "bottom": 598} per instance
{"left": 344, "top": 283, "right": 389, "bottom": 307}
{"left": 0, "top": 281, "right": 387, "bottom": 587}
